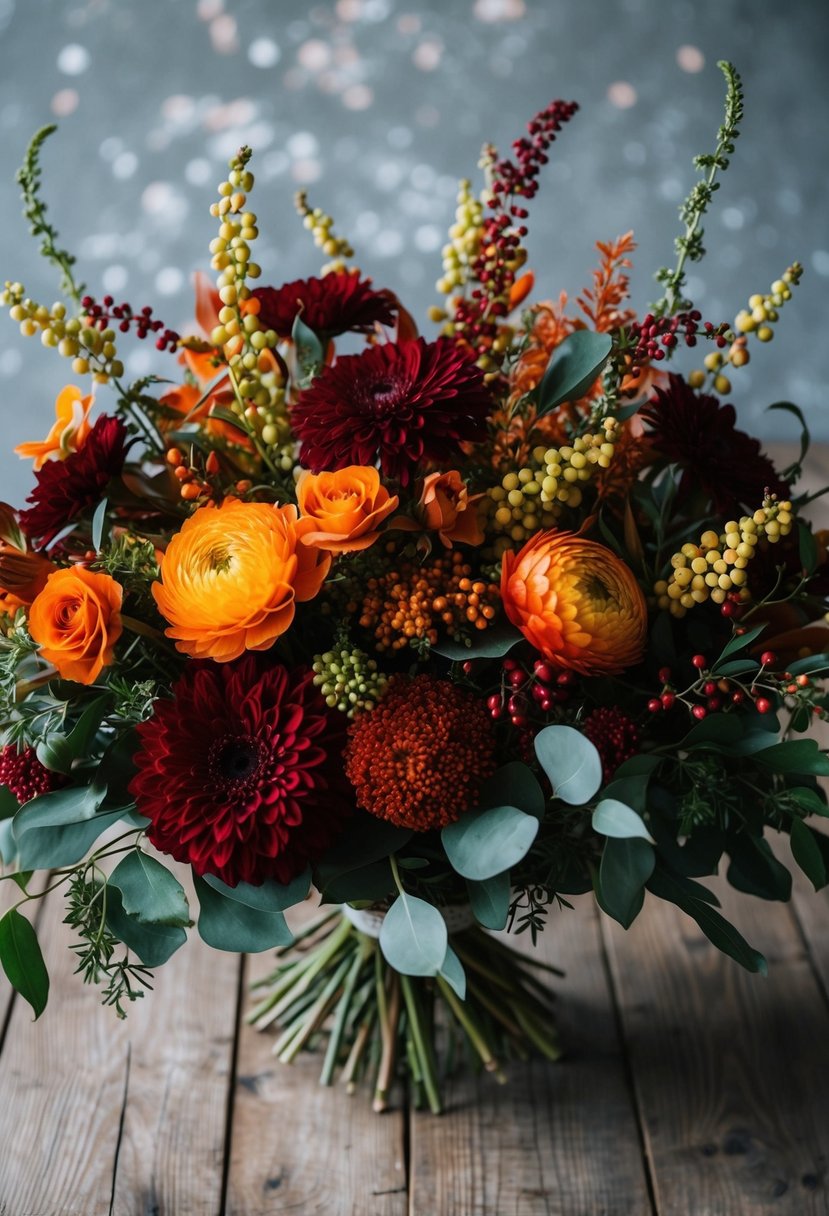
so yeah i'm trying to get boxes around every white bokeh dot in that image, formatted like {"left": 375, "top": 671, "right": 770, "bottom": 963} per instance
{"left": 156, "top": 267, "right": 185, "bottom": 296}
{"left": 185, "top": 158, "right": 213, "bottom": 186}
{"left": 812, "top": 250, "right": 829, "bottom": 277}
{"left": 414, "top": 225, "right": 442, "bottom": 252}
{"left": 0, "top": 348, "right": 22, "bottom": 377}
{"left": 112, "top": 152, "right": 138, "bottom": 180}
{"left": 101, "top": 265, "right": 129, "bottom": 294}
{"left": 248, "top": 37, "right": 281, "bottom": 68}
{"left": 57, "top": 44, "right": 90, "bottom": 75}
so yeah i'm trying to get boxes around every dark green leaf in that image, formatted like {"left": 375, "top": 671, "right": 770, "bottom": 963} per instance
{"left": 798, "top": 521, "right": 819, "bottom": 576}
{"left": 194, "top": 874, "right": 292, "bottom": 952}
{"left": 726, "top": 834, "right": 792, "bottom": 902}
{"left": 0, "top": 908, "right": 49, "bottom": 1019}
{"left": 0, "top": 785, "right": 20, "bottom": 820}
{"left": 598, "top": 837, "right": 655, "bottom": 928}
{"left": 767, "top": 400, "right": 810, "bottom": 479}
{"left": 105, "top": 885, "right": 187, "bottom": 966}
{"left": 316, "top": 814, "right": 411, "bottom": 891}
{"left": 647, "top": 866, "right": 766, "bottom": 973}
{"left": 431, "top": 621, "right": 522, "bottom": 660}
{"left": 788, "top": 786, "right": 829, "bottom": 817}
{"left": 442, "top": 804, "right": 538, "bottom": 880}
{"left": 714, "top": 659, "right": 760, "bottom": 678}
{"left": 788, "top": 653, "right": 829, "bottom": 677}
{"left": 466, "top": 871, "right": 510, "bottom": 930}
{"left": 13, "top": 784, "right": 129, "bottom": 870}
{"left": 378, "top": 892, "right": 447, "bottom": 976}
{"left": 713, "top": 624, "right": 767, "bottom": 667}
{"left": 537, "top": 330, "right": 612, "bottom": 416}
{"left": 790, "top": 819, "right": 828, "bottom": 891}
{"left": 36, "top": 733, "right": 74, "bottom": 775}
{"left": 201, "top": 868, "right": 310, "bottom": 913}
{"left": 477, "top": 761, "right": 545, "bottom": 819}
{"left": 208, "top": 405, "right": 249, "bottom": 434}
{"left": 534, "top": 725, "right": 602, "bottom": 805}
{"left": 320, "top": 859, "right": 394, "bottom": 904}
{"left": 754, "top": 739, "right": 829, "bottom": 776}
{"left": 108, "top": 851, "right": 190, "bottom": 927}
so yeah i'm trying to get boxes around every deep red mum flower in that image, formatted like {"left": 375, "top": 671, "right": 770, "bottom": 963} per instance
{"left": 19, "top": 415, "right": 128, "bottom": 545}
{"left": 0, "top": 744, "right": 66, "bottom": 803}
{"left": 344, "top": 674, "right": 497, "bottom": 831}
{"left": 253, "top": 271, "right": 396, "bottom": 339}
{"left": 129, "top": 656, "right": 352, "bottom": 886}
{"left": 292, "top": 337, "right": 494, "bottom": 486}
{"left": 581, "top": 707, "right": 640, "bottom": 783}
{"left": 640, "top": 375, "right": 788, "bottom": 515}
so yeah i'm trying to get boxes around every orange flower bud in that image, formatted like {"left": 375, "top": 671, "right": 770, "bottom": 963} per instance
{"left": 152, "top": 499, "right": 330, "bottom": 661}
{"left": 501, "top": 530, "right": 647, "bottom": 675}
{"left": 417, "top": 470, "right": 484, "bottom": 548}
{"left": 28, "top": 567, "right": 123, "bottom": 685}
{"left": 296, "top": 466, "right": 398, "bottom": 554}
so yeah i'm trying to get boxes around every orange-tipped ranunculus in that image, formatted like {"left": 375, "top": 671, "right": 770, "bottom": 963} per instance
{"left": 501, "top": 530, "right": 647, "bottom": 675}
{"left": 296, "top": 466, "right": 398, "bottom": 554}
{"left": 418, "top": 470, "right": 484, "bottom": 548}
{"left": 153, "top": 499, "right": 330, "bottom": 661}
{"left": 28, "top": 566, "right": 123, "bottom": 685}
{"left": 15, "top": 385, "right": 94, "bottom": 470}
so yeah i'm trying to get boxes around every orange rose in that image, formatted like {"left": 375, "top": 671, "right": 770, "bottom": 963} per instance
{"left": 153, "top": 499, "right": 330, "bottom": 661}
{"left": 501, "top": 530, "right": 647, "bottom": 675}
{"left": 418, "top": 470, "right": 484, "bottom": 547}
{"left": 28, "top": 567, "right": 123, "bottom": 685}
{"left": 296, "top": 466, "right": 398, "bottom": 554}
{"left": 15, "top": 385, "right": 93, "bottom": 470}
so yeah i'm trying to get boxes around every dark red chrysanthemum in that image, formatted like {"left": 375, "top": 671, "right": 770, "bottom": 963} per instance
{"left": 0, "top": 744, "right": 66, "bottom": 803}
{"left": 129, "top": 656, "right": 352, "bottom": 886}
{"left": 253, "top": 271, "right": 396, "bottom": 339}
{"left": 292, "top": 337, "right": 494, "bottom": 486}
{"left": 582, "top": 707, "right": 640, "bottom": 783}
{"left": 640, "top": 375, "right": 788, "bottom": 515}
{"left": 19, "top": 415, "right": 128, "bottom": 545}
{"left": 344, "top": 674, "right": 497, "bottom": 831}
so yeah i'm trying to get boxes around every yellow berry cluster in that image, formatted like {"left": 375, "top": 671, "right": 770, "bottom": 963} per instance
{"left": 485, "top": 419, "right": 618, "bottom": 550}
{"left": 434, "top": 179, "right": 483, "bottom": 303}
{"left": 0, "top": 281, "right": 123, "bottom": 383}
{"left": 655, "top": 497, "right": 794, "bottom": 618}
{"left": 294, "top": 190, "right": 354, "bottom": 273}
{"left": 689, "top": 263, "right": 803, "bottom": 396}
{"left": 312, "top": 646, "right": 389, "bottom": 717}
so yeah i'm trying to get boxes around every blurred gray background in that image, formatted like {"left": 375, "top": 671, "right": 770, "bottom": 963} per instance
{"left": 0, "top": 0, "right": 827, "bottom": 509}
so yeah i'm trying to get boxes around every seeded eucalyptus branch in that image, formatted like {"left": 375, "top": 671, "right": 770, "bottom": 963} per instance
{"left": 652, "top": 60, "right": 744, "bottom": 316}
{"left": 16, "top": 124, "right": 85, "bottom": 305}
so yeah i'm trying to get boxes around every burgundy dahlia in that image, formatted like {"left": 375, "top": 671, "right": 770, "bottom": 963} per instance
{"left": 0, "top": 744, "right": 66, "bottom": 803}
{"left": 19, "top": 415, "right": 128, "bottom": 546}
{"left": 292, "top": 337, "right": 493, "bottom": 486}
{"left": 640, "top": 375, "right": 788, "bottom": 515}
{"left": 129, "top": 656, "right": 352, "bottom": 887}
{"left": 253, "top": 271, "right": 396, "bottom": 339}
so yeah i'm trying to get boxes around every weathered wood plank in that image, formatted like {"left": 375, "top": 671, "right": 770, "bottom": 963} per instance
{"left": 0, "top": 865, "right": 239, "bottom": 1216}
{"left": 225, "top": 906, "right": 408, "bottom": 1216}
{"left": 408, "top": 900, "right": 655, "bottom": 1216}
{"left": 602, "top": 883, "right": 829, "bottom": 1215}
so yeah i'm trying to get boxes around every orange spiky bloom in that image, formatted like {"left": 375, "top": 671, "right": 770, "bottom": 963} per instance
{"left": 501, "top": 530, "right": 647, "bottom": 675}
{"left": 575, "top": 232, "right": 637, "bottom": 333}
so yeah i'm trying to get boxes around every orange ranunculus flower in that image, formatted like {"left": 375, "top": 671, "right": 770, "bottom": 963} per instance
{"left": 15, "top": 385, "right": 94, "bottom": 470}
{"left": 296, "top": 466, "right": 398, "bottom": 554}
{"left": 501, "top": 530, "right": 647, "bottom": 675}
{"left": 418, "top": 470, "right": 484, "bottom": 547}
{"left": 153, "top": 499, "right": 330, "bottom": 661}
{"left": 28, "top": 567, "right": 123, "bottom": 685}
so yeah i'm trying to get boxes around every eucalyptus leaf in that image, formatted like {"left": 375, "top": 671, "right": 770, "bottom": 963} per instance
{"left": 438, "top": 944, "right": 466, "bottom": 1000}
{"left": 108, "top": 851, "right": 190, "bottom": 927}
{"left": 105, "top": 885, "right": 187, "bottom": 966}
{"left": 194, "top": 874, "right": 293, "bottom": 953}
{"left": 537, "top": 330, "right": 612, "bottom": 416}
{"left": 442, "top": 804, "right": 538, "bottom": 880}
{"left": 378, "top": 892, "right": 447, "bottom": 977}
{"left": 592, "top": 798, "right": 654, "bottom": 842}
{"left": 201, "top": 868, "right": 311, "bottom": 913}
{"left": 478, "top": 761, "right": 545, "bottom": 819}
{"left": 534, "top": 725, "right": 602, "bottom": 806}
{"left": 292, "top": 312, "right": 325, "bottom": 383}
{"left": 91, "top": 497, "right": 108, "bottom": 552}
{"left": 431, "top": 621, "right": 522, "bottom": 660}
{"left": 466, "top": 871, "right": 510, "bottom": 930}
{"left": 0, "top": 908, "right": 49, "bottom": 1019}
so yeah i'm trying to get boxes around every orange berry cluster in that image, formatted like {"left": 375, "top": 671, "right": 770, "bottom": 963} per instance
{"left": 165, "top": 446, "right": 251, "bottom": 503}
{"left": 358, "top": 551, "right": 500, "bottom": 652}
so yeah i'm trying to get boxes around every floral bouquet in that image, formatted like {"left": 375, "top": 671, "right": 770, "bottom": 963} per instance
{"left": 1, "top": 61, "right": 828, "bottom": 1114}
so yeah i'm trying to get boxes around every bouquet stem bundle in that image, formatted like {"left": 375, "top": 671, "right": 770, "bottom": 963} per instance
{"left": 248, "top": 908, "right": 561, "bottom": 1113}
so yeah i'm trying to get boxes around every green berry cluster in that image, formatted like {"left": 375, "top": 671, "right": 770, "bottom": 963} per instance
{"left": 294, "top": 190, "right": 354, "bottom": 273}
{"left": 312, "top": 647, "right": 389, "bottom": 717}
{"left": 0, "top": 281, "right": 123, "bottom": 383}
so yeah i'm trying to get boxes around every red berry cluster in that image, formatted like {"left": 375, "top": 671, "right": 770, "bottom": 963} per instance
{"left": 648, "top": 652, "right": 781, "bottom": 722}
{"left": 81, "top": 295, "right": 180, "bottom": 351}
{"left": 453, "top": 100, "right": 579, "bottom": 359}
{"left": 0, "top": 744, "right": 66, "bottom": 804}
{"left": 626, "top": 311, "right": 729, "bottom": 375}
{"left": 486, "top": 657, "right": 577, "bottom": 726}
{"left": 582, "top": 706, "right": 640, "bottom": 782}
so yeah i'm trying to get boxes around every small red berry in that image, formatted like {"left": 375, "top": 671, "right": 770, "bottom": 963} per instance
{"left": 486, "top": 694, "right": 502, "bottom": 711}
{"left": 658, "top": 666, "right": 672, "bottom": 684}
{"left": 691, "top": 654, "right": 707, "bottom": 670}
{"left": 692, "top": 705, "right": 707, "bottom": 720}
{"left": 509, "top": 668, "right": 527, "bottom": 688}
{"left": 797, "top": 675, "right": 811, "bottom": 688}
{"left": 462, "top": 660, "right": 474, "bottom": 675}
{"left": 703, "top": 681, "right": 717, "bottom": 696}
{"left": 647, "top": 698, "right": 662, "bottom": 713}
{"left": 660, "top": 692, "right": 676, "bottom": 710}
{"left": 707, "top": 696, "right": 722, "bottom": 712}
{"left": 731, "top": 690, "right": 746, "bottom": 704}
{"left": 533, "top": 660, "right": 556, "bottom": 683}
{"left": 760, "top": 651, "right": 777, "bottom": 666}
{"left": 511, "top": 713, "right": 528, "bottom": 727}
{"left": 755, "top": 697, "right": 772, "bottom": 714}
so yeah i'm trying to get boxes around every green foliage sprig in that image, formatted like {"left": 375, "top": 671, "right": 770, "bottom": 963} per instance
{"left": 16, "top": 125, "right": 85, "bottom": 305}
{"left": 64, "top": 867, "right": 154, "bottom": 1018}
{"left": 653, "top": 61, "right": 744, "bottom": 316}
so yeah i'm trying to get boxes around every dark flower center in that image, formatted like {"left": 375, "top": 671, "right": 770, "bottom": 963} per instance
{"left": 209, "top": 734, "right": 267, "bottom": 788}
{"left": 366, "top": 378, "right": 402, "bottom": 415}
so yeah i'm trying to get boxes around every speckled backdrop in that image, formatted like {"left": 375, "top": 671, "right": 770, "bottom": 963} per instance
{"left": 0, "top": 0, "right": 827, "bottom": 507}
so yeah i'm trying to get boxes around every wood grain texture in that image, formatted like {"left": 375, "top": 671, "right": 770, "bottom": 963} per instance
{"left": 408, "top": 900, "right": 655, "bottom": 1216}
{"left": 225, "top": 910, "right": 408, "bottom": 1216}
{"left": 602, "top": 882, "right": 829, "bottom": 1216}
{"left": 0, "top": 866, "right": 239, "bottom": 1216}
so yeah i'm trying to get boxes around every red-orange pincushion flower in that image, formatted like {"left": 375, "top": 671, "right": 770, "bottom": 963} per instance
{"left": 344, "top": 675, "right": 496, "bottom": 831}
{"left": 129, "top": 656, "right": 352, "bottom": 886}
{"left": 292, "top": 337, "right": 493, "bottom": 487}
{"left": 253, "top": 271, "right": 396, "bottom": 339}
{"left": 501, "top": 530, "right": 647, "bottom": 675}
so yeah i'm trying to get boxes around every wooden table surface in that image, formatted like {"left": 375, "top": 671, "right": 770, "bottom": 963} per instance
{"left": 1, "top": 445, "right": 828, "bottom": 1216}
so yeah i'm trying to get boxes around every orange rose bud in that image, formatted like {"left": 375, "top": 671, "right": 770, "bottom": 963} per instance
{"left": 152, "top": 498, "right": 330, "bottom": 661}
{"left": 501, "top": 530, "right": 647, "bottom": 675}
{"left": 15, "top": 385, "right": 94, "bottom": 470}
{"left": 28, "top": 567, "right": 123, "bottom": 685}
{"left": 0, "top": 543, "right": 56, "bottom": 605}
{"left": 296, "top": 466, "right": 398, "bottom": 554}
{"left": 418, "top": 470, "right": 484, "bottom": 548}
